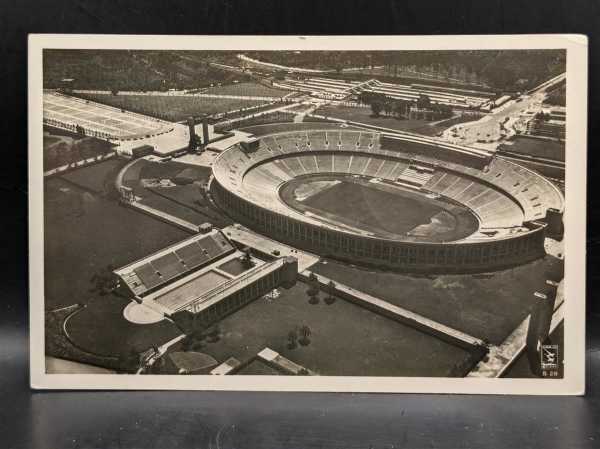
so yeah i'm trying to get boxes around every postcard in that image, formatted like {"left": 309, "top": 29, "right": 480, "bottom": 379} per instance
{"left": 29, "top": 34, "right": 587, "bottom": 394}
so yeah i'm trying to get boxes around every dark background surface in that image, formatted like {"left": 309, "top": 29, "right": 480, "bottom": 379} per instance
{"left": 1, "top": 0, "right": 599, "bottom": 447}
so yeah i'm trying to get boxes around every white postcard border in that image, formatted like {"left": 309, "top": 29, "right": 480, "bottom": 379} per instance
{"left": 29, "top": 34, "right": 587, "bottom": 394}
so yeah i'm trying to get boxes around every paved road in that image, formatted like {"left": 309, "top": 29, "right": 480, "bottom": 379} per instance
{"left": 441, "top": 73, "right": 566, "bottom": 150}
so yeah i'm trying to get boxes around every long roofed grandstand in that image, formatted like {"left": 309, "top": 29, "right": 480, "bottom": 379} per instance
{"left": 115, "top": 230, "right": 235, "bottom": 297}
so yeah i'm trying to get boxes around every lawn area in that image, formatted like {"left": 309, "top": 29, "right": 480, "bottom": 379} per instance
{"left": 428, "top": 113, "right": 485, "bottom": 135}
{"left": 120, "top": 158, "right": 231, "bottom": 227}
{"left": 149, "top": 185, "right": 232, "bottom": 228}
{"left": 138, "top": 159, "right": 211, "bottom": 183}
{"left": 303, "top": 181, "right": 442, "bottom": 235}
{"left": 44, "top": 129, "right": 114, "bottom": 171}
{"left": 60, "top": 159, "right": 125, "bottom": 194}
{"left": 280, "top": 176, "right": 478, "bottom": 242}
{"left": 64, "top": 294, "right": 182, "bottom": 357}
{"left": 238, "top": 121, "right": 353, "bottom": 136}
{"left": 498, "top": 136, "right": 565, "bottom": 162}
{"left": 200, "top": 281, "right": 474, "bottom": 377}
{"left": 313, "top": 106, "right": 483, "bottom": 137}
{"left": 315, "top": 105, "right": 438, "bottom": 135}
{"left": 202, "top": 81, "right": 288, "bottom": 98}
{"left": 76, "top": 93, "right": 269, "bottom": 122}
{"left": 44, "top": 176, "right": 190, "bottom": 310}
{"left": 45, "top": 305, "right": 122, "bottom": 371}
{"left": 121, "top": 159, "right": 210, "bottom": 195}
{"left": 311, "top": 256, "right": 564, "bottom": 346}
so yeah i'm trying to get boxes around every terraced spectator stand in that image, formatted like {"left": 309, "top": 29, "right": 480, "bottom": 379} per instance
{"left": 114, "top": 230, "right": 237, "bottom": 298}
{"left": 211, "top": 128, "right": 564, "bottom": 273}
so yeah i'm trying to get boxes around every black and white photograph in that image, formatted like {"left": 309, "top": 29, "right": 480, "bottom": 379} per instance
{"left": 28, "top": 35, "right": 587, "bottom": 394}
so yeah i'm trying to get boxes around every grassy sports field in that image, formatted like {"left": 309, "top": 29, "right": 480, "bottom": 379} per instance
{"left": 44, "top": 173, "right": 189, "bottom": 311}
{"left": 76, "top": 93, "right": 270, "bottom": 122}
{"left": 304, "top": 180, "right": 441, "bottom": 233}
{"left": 43, "top": 129, "right": 114, "bottom": 171}
{"left": 120, "top": 158, "right": 231, "bottom": 227}
{"left": 199, "top": 281, "right": 475, "bottom": 377}
{"left": 311, "top": 255, "right": 564, "bottom": 346}
{"left": 314, "top": 105, "right": 480, "bottom": 136}
{"left": 238, "top": 121, "right": 355, "bottom": 136}
{"left": 498, "top": 136, "right": 565, "bottom": 162}
{"left": 64, "top": 294, "right": 182, "bottom": 357}
{"left": 279, "top": 176, "right": 478, "bottom": 242}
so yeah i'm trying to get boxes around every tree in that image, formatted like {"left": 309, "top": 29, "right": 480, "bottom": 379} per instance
{"left": 119, "top": 347, "right": 141, "bottom": 373}
{"left": 383, "top": 101, "right": 393, "bottom": 117}
{"left": 241, "top": 248, "right": 253, "bottom": 269}
{"left": 206, "top": 325, "right": 221, "bottom": 343}
{"left": 416, "top": 94, "right": 432, "bottom": 109}
{"left": 89, "top": 264, "right": 118, "bottom": 296}
{"left": 357, "top": 91, "right": 369, "bottom": 106}
{"left": 392, "top": 100, "right": 402, "bottom": 118}
{"left": 298, "top": 325, "right": 311, "bottom": 346}
{"left": 306, "top": 273, "right": 320, "bottom": 304}
{"left": 370, "top": 100, "right": 383, "bottom": 117}
{"left": 324, "top": 280, "right": 336, "bottom": 305}
{"left": 287, "top": 330, "right": 298, "bottom": 350}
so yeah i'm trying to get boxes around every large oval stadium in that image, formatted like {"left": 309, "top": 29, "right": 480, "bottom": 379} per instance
{"left": 211, "top": 127, "right": 564, "bottom": 273}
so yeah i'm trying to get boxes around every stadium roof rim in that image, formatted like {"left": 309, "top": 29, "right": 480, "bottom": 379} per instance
{"left": 239, "top": 124, "right": 493, "bottom": 160}
{"left": 379, "top": 132, "right": 492, "bottom": 159}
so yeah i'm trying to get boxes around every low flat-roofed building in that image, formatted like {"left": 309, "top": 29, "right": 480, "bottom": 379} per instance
{"left": 169, "top": 255, "right": 298, "bottom": 333}
{"left": 240, "top": 137, "right": 260, "bottom": 152}
{"left": 115, "top": 230, "right": 299, "bottom": 334}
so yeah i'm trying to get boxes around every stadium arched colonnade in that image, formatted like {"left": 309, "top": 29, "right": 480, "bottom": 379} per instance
{"left": 211, "top": 128, "right": 564, "bottom": 273}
